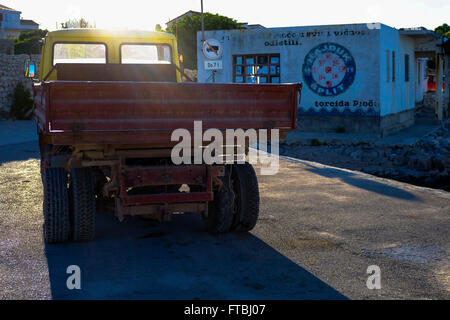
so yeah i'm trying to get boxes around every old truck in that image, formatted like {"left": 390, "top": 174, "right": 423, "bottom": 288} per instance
{"left": 27, "top": 29, "right": 300, "bottom": 243}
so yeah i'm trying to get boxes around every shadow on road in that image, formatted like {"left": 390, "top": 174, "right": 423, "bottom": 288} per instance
{"left": 300, "top": 162, "right": 419, "bottom": 201}
{"left": 45, "top": 212, "right": 347, "bottom": 300}
{"left": 1, "top": 140, "right": 346, "bottom": 299}
{"left": 0, "top": 141, "right": 40, "bottom": 165}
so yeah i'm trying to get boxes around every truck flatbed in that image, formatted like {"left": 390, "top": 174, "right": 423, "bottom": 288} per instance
{"left": 35, "top": 80, "right": 299, "bottom": 146}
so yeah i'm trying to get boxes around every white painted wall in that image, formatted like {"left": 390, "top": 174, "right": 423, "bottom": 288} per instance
{"left": 198, "top": 23, "right": 416, "bottom": 118}
{"left": 198, "top": 24, "right": 381, "bottom": 117}
{"left": 415, "top": 58, "right": 428, "bottom": 103}
{"left": 378, "top": 25, "right": 416, "bottom": 117}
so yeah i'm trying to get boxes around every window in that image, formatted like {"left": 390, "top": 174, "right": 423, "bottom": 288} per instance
{"left": 233, "top": 54, "right": 280, "bottom": 83}
{"left": 53, "top": 43, "right": 106, "bottom": 65}
{"left": 392, "top": 51, "right": 396, "bottom": 82}
{"left": 417, "top": 61, "right": 420, "bottom": 83}
{"left": 386, "top": 50, "right": 390, "bottom": 82}
{"left": 120, "top": 44, "right": 171, "bottom": 64}
{"left": 405, "top": 54, "right": 410, "bottom": 82}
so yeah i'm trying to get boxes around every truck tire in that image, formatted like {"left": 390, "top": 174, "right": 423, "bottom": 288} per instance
{"left": 230, "top": 163, "right": 260, "bottom": 233}
{"left": 203, "top": 166, "right": 235, "bottom": 233}
{"left": 43, "top": 168, "right": 70, "bottom": 243}
{"left": 70, "top": 168, "right": 96, "bottom": 241}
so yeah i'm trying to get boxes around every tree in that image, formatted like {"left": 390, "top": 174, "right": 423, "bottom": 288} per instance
{"left": 14, "top": 29, "right": 48, "bottom": 54}
{"left": 434, "top": 23, "right": 450, "bottom": 36}
{"left": 61, "top": 18, "right": 95, "bottom": 29}
{"left": 166, "top": 13, "right": 243, "bottom": 69}
{"left": 155, "top": 24, "right": 163, "bottom": 32}
{"left": 9, "top": 82, "right": 34, "bottom": 120}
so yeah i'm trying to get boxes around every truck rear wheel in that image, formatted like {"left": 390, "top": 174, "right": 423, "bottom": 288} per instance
{"left": 230, "top": 163, "right": 260, "bottom": 233}
{"left": 43, "top": 168, "right": 70, "bottom": 243}
{"left": 70, "top": 168, "right": 96, "bottom": 241}
{"left": 203, "top": 166, "right": 235, "bottom": 233}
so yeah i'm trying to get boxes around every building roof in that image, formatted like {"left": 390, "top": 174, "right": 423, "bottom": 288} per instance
{"left": 399, "top": 28, "right": 443, "bottom": 39}
{"left": 0, "top": 4, "right": 19, "bottom": 12}
{"left": 243, "top": 24, "right": 265, "bottom": 30}
{"left": 20, "top": 19, "right": 39, "bottom": 26}
{"left": 166, "top": 10, "right": 201, "bottom": 25}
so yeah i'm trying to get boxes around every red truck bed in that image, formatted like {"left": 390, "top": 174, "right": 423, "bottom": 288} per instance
{"left": 35, "top": 82, "right": 300, "bottom": 146}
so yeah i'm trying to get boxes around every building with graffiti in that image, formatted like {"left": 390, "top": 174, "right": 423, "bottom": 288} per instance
{"left": 197, "top": 23, "right": 446, "bottom": 135}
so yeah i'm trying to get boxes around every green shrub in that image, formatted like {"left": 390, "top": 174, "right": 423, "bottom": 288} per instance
{"left": 14, "top": 29, "right": 48, "bottom": 55}
{"left": 9, "top": 83, "right": 34, "bottom": 120}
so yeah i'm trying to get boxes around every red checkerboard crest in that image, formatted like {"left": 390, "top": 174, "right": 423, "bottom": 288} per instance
{"left": 303, "top": 43, "right": 356, "bottom": 96}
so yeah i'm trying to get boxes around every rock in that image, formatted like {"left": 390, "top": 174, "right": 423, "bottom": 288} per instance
{"left": 392, "top": 155, "right": 406, "bottom": 166}
{"left": 407, "top": 170, "right": 429, "bottom": 182}
{"left": 362, "top": 166, "right": 382, "bottom": 175}
{"left": 421, "top": 137, "right": 440, "bottom": 150}
{"left": 337, "top": 146, "right": 346, "bottom": 154}
{"left": 432, "top": 156, "right": 446, "bottom": 172}
{"left": 361, "top": 149, "right": 379, "bottom": 162}
{"left": 382, "top": 148, "right": 392, "bottom": 157}
{"left": 343, "top": 147, "right": 354, "bottom": 156}
{"left": 407, "top": 155, "right": 433, "bottom": 171}
{"left": 440, "top": 138, "right": 450, "bottom": 149}
{"left": 402, "top": 148, "right": 418, "bottom": 158}
{"left": 424, "top": 170, "right": 449, "bottom": 186}
{"left": 350, "top": 150, "right": 362, "bottom": 161}
{"left": 436, "top": 170, "right": 449, "bottom": 184}
{"left": 388, "top": 152, "right": 397, "bottom": 161}
{"left": 382, "top": 168, "right": 396, "bottom": 176}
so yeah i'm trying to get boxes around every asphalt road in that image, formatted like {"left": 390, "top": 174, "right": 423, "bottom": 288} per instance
{"left": 0, "top": 122, "right": 449, "bottom": 300}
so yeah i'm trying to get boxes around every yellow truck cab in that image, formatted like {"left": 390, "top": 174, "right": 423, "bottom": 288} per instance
{"left": 38, "top": 29, "right": 182, "bottom": 82}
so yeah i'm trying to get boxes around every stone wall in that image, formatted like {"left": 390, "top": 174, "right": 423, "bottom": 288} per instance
{"left": 299, "top": 115, "right": 380, "bottom": 134}
{"left": 0, "top": 54, "right": 40, "bottom": 118}
{"left": 423, "top": 91, "right": 436, "bottom": 110}
{"left": 380, "top": 108, "right": 415, "bottom": 137}
{"left": 298, "top": 108, "right": 415, "bottom": 136}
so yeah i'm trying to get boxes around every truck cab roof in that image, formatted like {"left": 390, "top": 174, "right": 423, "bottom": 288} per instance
{"left": 45, "top": 28, "right": 176, "bottom": 41}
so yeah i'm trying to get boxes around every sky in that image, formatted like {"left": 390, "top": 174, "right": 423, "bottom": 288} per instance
{"left": 2, "top": 0, "right": 449, "bottom": 31}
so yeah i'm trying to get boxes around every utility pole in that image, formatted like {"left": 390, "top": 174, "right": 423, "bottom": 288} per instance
{"left": 436, "top": 52, "right": 444, "bottom": 123}
{"left": 201, "top": 0, "right": 205, "bottom": 43}
{"left": 201, "top": 0, "right": 215, "bottom": 83}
